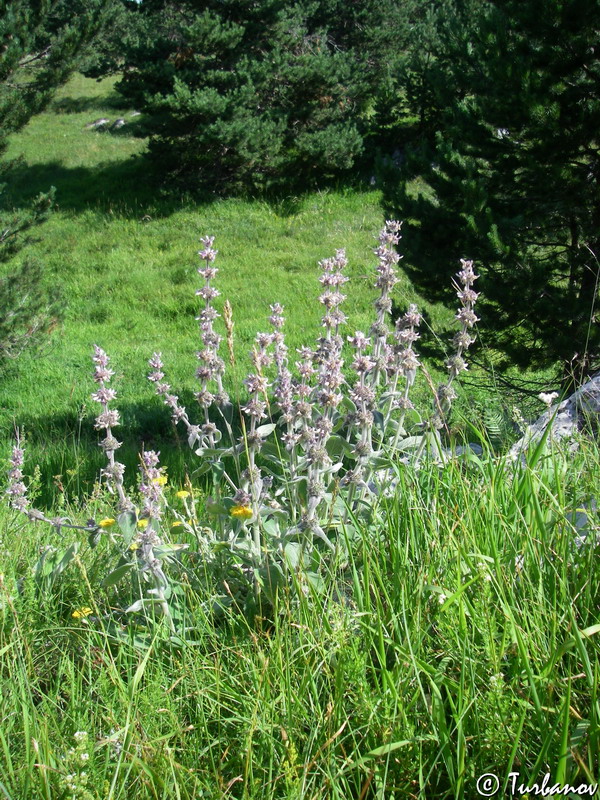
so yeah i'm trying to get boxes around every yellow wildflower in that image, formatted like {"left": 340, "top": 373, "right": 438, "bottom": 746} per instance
{"left": 72, "top": 607, "right": 93, "bottom": 619}
{"left": 171, "top": 520, "right": 183, "bottom": 527}
{"left": 137, "top": 519, "right": 149, "bottom": 530}
{"left": 129, "top": 542, "right": 140, "bottom": 551}
{"left": 231, "top": 505, "right": 253, "bottom": 520}
{"left": 98, "top": 518, "right": 116, "bottom": 529}
{"left": 176, "top": 490, "right": 190, "bottom": 499}
{"left": 152, "top": 475, "right": 168, "bottom": 487}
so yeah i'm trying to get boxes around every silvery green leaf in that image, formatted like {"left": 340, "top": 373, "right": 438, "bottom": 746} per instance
{"left": 191, "top": 460, "right": 212, "bottom": 478}
{"left": 125, "top": 599, "right": 145, "bottom": 613}
{"left": 395, "top": 435, "right": 424, "bottom": 451}
{"left": 305, "top": 571, "right": 325, "bottom": 593}
{"left": 148, "top": 584, "right": 171, "bottom": 600}
{"left": 283, "top": 542, "right": 303, "bottom": 568}
{"left": 261, "top": 442, "right": 285, "bottom": 461}
{"left": 102, "top": 562, "right": 134, "bottom": 587}
{"left": 326, "top": 435, "right": 353, "bottom": 459}
{"left": 312, "top": 525, "right": 335, "bottom": 551}
{"left": 205, "top": 499, "right": 228, "bottom": 515}
{"left": 339, "top": 396, "right": 357, "bottom": 414}
{"left": 378, "top": 391, "right": 396, "bottom": 403}
{"left": 263, "top": 508, "right": 289, "bottom": 521}
{"left": 88, "top": 529, "right": 102, "bottom": 549}
{"left": 373, "top": 410, "right": 385, "bottom": 432}
{"left": 254, "top": 563, "right": 285, "bottom": 599}
{"left": 194, "top": 447, "right": 232, "bottom": 458}
{"left": 117, "top": 511, "right": 137, "bottom": 546}
{"left": 261, "top": 518, "right": 280, "bottom": 538}
{"left": 255, "top": 423, "right": 276, "bottom": 438}
{"left": 368, "top": 455, "right": 392, "bottom": 470}
{"left": 52, "top": 542, "right": 79, "bottom": 580}
{"left": 34, "top": 547, "right": 57, "bottom": 580}
{"left": 153, "top": 544, "right": 189, "bottom": 557}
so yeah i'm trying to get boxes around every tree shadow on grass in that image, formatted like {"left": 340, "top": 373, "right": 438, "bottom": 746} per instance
{"left": 3, "top": 155, "right": 217, "bottom": 219}
{"left": 12, "top": 392, "right": 251, "bottom": 508}
{"left": 3, "top": 136, "right": 376, "bottom": 221}
{"left": 50, "top": 92, "right": 131, "bottom": 114}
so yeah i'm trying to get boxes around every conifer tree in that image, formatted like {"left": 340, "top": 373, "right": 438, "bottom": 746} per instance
{"left": 388, "top": 0, "right": 600, "bottom": 381}
{"left": 0, "top": 0, "right": 113, "bottom": 363}
{"left": 113, "top": 0, "right": 409, "bottom": 191}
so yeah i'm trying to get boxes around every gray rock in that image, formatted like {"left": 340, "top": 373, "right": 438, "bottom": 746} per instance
{"left": 129, "top": 110, "right": 141, "bottom": 117}
{"left": 569, "top": 498, "right": 599, "bottom": 550}
{"left": 110, "top": 118, "right": 126, "bottom": 131}
{"left": 84, "top": 118, "right": 110, "bottom": 131}
{"left": 510, "top": 373, "right": 600, "bottom": 459}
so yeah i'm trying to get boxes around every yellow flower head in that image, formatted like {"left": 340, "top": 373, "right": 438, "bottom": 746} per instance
{"left": 137, "top": 519, "right": 149, "bottom": 530}
{"left": 129, "top": 542, "right": 140, "bottom": 551}
{"left": 171, "top": 520, "right": 183, "bottom": 527}
{"left": 176, "top": 490, "right": 190, "bottom": 499}
{"left": 72, "top": 607, "right": 93, "bottom": 619}
{"left": 98, "top": 518, "right": 116, "bottom": 529}
{"left": 231, "top": 505, "right": 253, "bottom": 520}
{"left": 152, "top": 475, "right": 168, "bottom": 487}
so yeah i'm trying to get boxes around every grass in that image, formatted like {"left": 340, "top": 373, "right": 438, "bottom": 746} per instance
{"left": 0, "top": 436, "right": 598, "bottom": 798}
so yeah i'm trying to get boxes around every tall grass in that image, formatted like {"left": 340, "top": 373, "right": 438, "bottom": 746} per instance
{"left": 1, "top": 436, "right": 598, "bottom": 798}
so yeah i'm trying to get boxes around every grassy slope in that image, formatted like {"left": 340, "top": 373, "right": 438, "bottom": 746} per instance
{"left": 2, "top": 75, "right": 463, "bottom": 504}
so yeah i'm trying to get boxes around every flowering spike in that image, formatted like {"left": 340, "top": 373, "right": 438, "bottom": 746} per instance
{"left": 92, "top": 347, "right": 131, "bottom": 510}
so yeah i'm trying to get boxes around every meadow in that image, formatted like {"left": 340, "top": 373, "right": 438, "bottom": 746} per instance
{"left": 0, "top": 75, "right": 598, "bottom": 799}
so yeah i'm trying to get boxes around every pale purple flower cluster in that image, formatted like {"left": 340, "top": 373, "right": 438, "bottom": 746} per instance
{"left": 369, "top": 221, "right": 402, "bottom": 385}
{"left": 133, "top": 453, "right": 171, "bottom": 620}
{"left": 392, "top": 304, "right": 422, "bottom": 388}
{"left": 147, "top": 352, "right": 210, "bottom": 448}
{"left": 138, "top": 450, "right": 165, "bottom": 521}
{"left": 92, "top": 346, "right": 131, "bottom": 510}
{"left": 433, "top": 259, "right": 480, "bottom": 425}
{"left": 239, "top": 331, "right": 274, "bottom": 523}
{"left": 295, "top": 250, "right": 350, "bottom": 537}
{"left": 344, "top": 331, "right": 376, "bottom": 485}
{"left": 270, "top": 304, "right": 294, "bottom": 425}
{"left": 195, "top": 236, "right": 228, "bottom": 410}
{"left": 6, "top": 442, "right": 29, "bottom": 512}
{"left": 6, "top": 434, "right": 98, "bottom": 530}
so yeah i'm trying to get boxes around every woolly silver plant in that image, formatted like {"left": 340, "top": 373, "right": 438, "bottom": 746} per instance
{"left": 5, "top": 347, "right": 136, "bottom": 534}
{"left": 431, "top": 259, "right": 480, "bottom": 431}
{"left": 368, "top": 220, "right": 402, "bottom": 387}
{"left": 195, "top": 236, "right": 229, "bottom": 415}
{"left": 7, "top": 224, "right": 480, "bottom": 587}
{"left": 268, "top": 303, "right": 301, "bottom": 510}
{"left": 238, "top": 330, "right": 274, "bottom": 560}
{"left": 92, "top": 345, "right": 132, "bottom": 511}
{"left": 132, "top": 449, "right": 176, "bottom": 625}
{"left": 295, "top": 249, "right": 349, "bottom": 548}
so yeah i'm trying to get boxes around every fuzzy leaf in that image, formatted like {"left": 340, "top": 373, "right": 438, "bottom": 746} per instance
{"left": 117, "top": 511, "right": 137, "bottom": 547}
{"left": 283, "top": 542, "right": 303, "bottom": 569}
{"left": 88, "top": 529, "right": 102, "bottom": 549}
{"left": 255, "top": 423, "right": 276, "bottom": 438}
{"left": 102, "top": 562, "right": 134, "bottom": 588}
